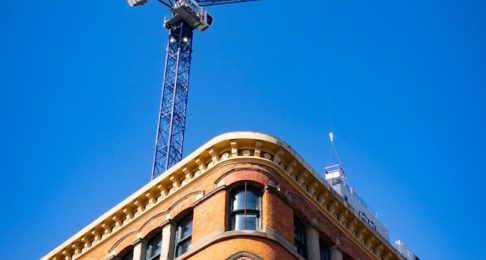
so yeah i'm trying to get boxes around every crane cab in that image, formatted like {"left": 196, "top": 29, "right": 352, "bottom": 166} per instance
{"left": 198, "top": 9, "right": 213, "bottom": 31}
{"left": 165, "top": 0, "right": 213, "bottom": 32}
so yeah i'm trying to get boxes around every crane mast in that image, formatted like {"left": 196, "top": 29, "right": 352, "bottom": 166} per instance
{"left": 153, "top": 22, "right": 193, "bottom": 179}
{"left": 128, "top": 0, "right": 255, "bottom": 179}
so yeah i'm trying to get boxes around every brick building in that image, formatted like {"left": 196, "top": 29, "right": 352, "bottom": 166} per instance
{"left": 42, "top": 132, "right": 402, "bottom": 260}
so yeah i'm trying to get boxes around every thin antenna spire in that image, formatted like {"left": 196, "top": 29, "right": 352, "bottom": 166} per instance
{"left": 329, "top": 131, "right": 343, "bottom": 166}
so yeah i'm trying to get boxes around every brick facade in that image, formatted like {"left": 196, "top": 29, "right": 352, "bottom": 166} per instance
{"left": 43, "top": 132, "right": 402, "bottom": 260}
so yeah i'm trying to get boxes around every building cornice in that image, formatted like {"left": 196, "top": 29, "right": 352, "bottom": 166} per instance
{"left": 42, "top": 132, "right": 402, "bottom": 260}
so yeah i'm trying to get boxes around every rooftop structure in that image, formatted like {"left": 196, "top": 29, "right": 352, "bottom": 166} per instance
{"left": 324, "top": 165, "right": 389, "bottom": 240}
{"left": 394, "top": 240, "right": 420, "bottom": 260}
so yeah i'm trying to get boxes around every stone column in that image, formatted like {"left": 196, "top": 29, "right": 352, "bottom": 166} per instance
{"left": 306, "top": 226, "right": 320, "bottom": 260}
{"left": 132, "top": 239, "right": 147, "bottom": 260}
{"left": 330, "top": 246, "right": 343, "bottom": 260}
{"left": 160, "top": 221, "right": 177, "bottom": 260}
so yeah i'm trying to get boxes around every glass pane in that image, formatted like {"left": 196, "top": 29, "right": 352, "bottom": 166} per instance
{"left": 233, "top": 213, "right": 258, "bottom": 230}
{"left": 177, "top": 240, "right": 190, "bottom": 255}
{"left": 233, "top": 189, "right": 258, "bottom": 210}
{"left": 297, "top": 243, "right": 306, "bottom": 257}
{"left": 146, "top": 236, "right": 161, "bottom": 258}
{"left": 320, "top": 242, "right": 331, "bottom": 260}
{"left": 233, "top": 214, "right": 245, "bottom": 230}
{"left": 294, "top": 218, "right": 307, "bottom": 258}
{"left": 244, "top": 214, "right": 258, "bottom": 230}
{"left": 181, "top": 218, "right": 192, "bottom": 239}
{"left": 245, "top": 190, "right": 258, "bottom": 210}
{"left": 294, "top": 225, "right": 300, "bottom": 240}
{"left": 232, "top": 190, "right": 246, "bottom": 210}
{"left": 294, "top": 219, "right": 306, "bottom": 242}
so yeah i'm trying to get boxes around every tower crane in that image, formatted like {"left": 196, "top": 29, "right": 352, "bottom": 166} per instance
{"left": 128, "top": 0, "right": 255, "bottom": 179}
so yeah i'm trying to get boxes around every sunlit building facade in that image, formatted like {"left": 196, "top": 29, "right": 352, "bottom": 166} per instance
{"left": 42, "top": 132, "right": 402, "bottom": 260}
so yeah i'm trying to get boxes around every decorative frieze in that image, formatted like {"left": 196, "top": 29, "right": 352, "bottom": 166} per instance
{"left": 101, "top": 222, "right": 112, "bottom": 239}
{"left": 80, "top": 237, "right": 91, "bottom": 252}
{"left": 273, "top": 149, "right": 285, "bottom": 166}
{"left": 254, "top": 141, "right": 262, "bottom": 157}
{"left": 207, "top": 149, "right": 219, "bottom": 168}
{"left": 122, "top": 207, "right": 133, "bottom": 223}
{"left": 195, "top": 158, "right": 206, "bottom": 172}
{"left": 263, "top": 152, "right": 272, "bottom": 160}
{"left": 133, "top": 200, "right": 145, "bottom": 217}
{"left": 71, "top": 242, "right": 81, "bottom": 258}
{"left": 91, "top": 229, "right": 101, "bottom": 243}
{"left": 230, "top": 141, "right": 238, "bottom": 157}
{"left": 112, "top": 215, "right": 122, "bottom": 231}
{"left": 61, "top": 250, "right": 72, "bottom": 260}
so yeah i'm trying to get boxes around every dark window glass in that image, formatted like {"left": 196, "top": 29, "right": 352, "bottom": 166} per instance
{"left": 319, "top": 239, "right": 331, "bottom": 260}
{"left": 343, "top": 254, "right": 353, "bottom": 260}
{"left": 294, "top": 217, "right": 307, "bottom": 259}
{"left": 230, "top": 183, "right": 261, "bottom": 231}
{"left": 121, "top": 250, "right": 133, "bottom": 260}
{"left": 146, "top": 234, "right": 161, "bottom": 260}
{"left": 175, "top": 214, "right": 193, "bottom": 257}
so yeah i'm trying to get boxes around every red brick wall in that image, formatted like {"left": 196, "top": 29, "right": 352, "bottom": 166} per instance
{"left": 192, "top": 190, "right": 227, "bottom": 242}
{"left": 76, "top": 161, "right": 373, "bottom": 260}
{"left": 187, "top": 237, "right": 296, "bottom": 260}
{"left": 262, "top": 189, "right": 294, "bottom": 243}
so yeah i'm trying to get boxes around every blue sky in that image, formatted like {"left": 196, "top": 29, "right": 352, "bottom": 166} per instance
{"left": 0, "top": 0, "right": 485, "bottom": 259}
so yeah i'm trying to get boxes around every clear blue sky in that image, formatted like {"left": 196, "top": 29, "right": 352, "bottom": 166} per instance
{"left": 0, "top": 0, "right": 485, "bottom": 259}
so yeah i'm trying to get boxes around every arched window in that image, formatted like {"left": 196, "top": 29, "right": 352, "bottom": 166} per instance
{"left": 175, "top": 213, "right": 193, "bottom": 257}
{"left": 230, "top": 183, "right": 261, "bottom": 231}
{"left": 145, "top": 234, "right": 161, "bottom": 260}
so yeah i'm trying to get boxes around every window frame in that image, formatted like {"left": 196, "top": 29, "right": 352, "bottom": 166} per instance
{"left": 145, "top": 233, "right": 162, "bottom": 260}
{"left": 319, "top": 239, "right": 331, "bottom": 260}
{"left": 229, "top": 182, "right": 262, "bottom": 231}
{"left": 294, "top": 216, "right": 307, "bottom": 259}
{"left": 174, "top": 213, "right": 193, "bottom": 257}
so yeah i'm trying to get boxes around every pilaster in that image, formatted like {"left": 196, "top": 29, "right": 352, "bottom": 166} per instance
{"left": 306, "top": 226, "right": 320, "bottom": 260}
{"left": 160, "top": 221, "right": 177, "bottom": 260}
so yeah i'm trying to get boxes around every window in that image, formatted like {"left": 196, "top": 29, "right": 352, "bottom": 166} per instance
{"left": 175, "top": 214, "right": 193, "bottom": 257}
{"left": 294, "top": 217, "right": 307, "bottom": 258}
{"left": 319, "top": 239, "right": 331, "bottom": 260}
{"left": 230, "top": 183, "right": 261, "bottom": 231}
{"left": 121, "top": 250, "right": 133, "bottom": 260}
{"left": 145, "top": 234, "right": 161, "bottom": 260}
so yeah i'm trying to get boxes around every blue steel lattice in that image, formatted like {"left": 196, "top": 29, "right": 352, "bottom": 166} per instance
{"left": 152, "top": 22, "right": 193, "bottom": 179}
{"left": 149, "top": 0, "right": 256, "bottom": 179}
